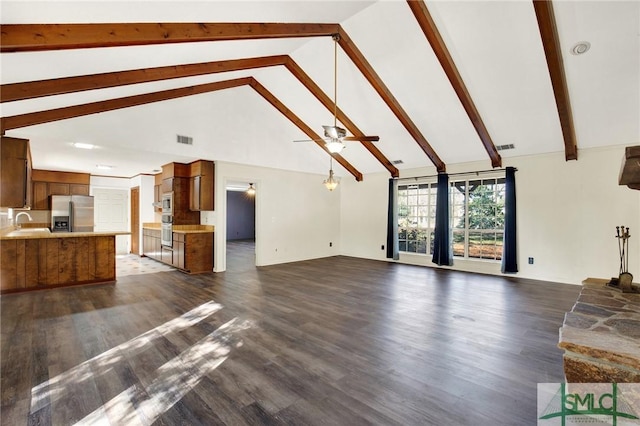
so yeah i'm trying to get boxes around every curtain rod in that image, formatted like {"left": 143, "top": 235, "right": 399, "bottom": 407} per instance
{"left": 396, "top": 167, "right": 517, "bottom": 182}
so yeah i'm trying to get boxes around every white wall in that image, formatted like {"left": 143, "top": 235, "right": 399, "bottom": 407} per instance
{"left": 340, "top": 145, "right": 640, "bottom": 285}
{"left": 213, "top": 161, "right": 341, "bottom": 272}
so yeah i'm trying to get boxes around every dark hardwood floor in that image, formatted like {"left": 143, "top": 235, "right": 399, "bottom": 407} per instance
{"left": 1, "top": 243, "right": 581, "bottom": 425}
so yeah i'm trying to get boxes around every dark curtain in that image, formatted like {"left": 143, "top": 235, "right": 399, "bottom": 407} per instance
{"left": 501, "top": 167, "right": 518, "bottom": 273}
{"left": 432, "top": 173, "right": 452, "bottom": 266}
{"left": 386, "top": 178, "right": 399, "bottom": 260}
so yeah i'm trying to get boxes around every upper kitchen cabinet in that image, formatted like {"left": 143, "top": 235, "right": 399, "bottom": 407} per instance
{"left": 161, "top": 162, "right": 199, "bottom": 225}
{"left": 31, "top": 170, "right": 90, "bottom": 210}
{"left": 189, "top": 160, "right": 214, "bottom": 211}
{"left": 0, "top": 137, "right": 32, "bottom": 208}
{"left": 153, "top": 173, "right": 162, "bottom": 212}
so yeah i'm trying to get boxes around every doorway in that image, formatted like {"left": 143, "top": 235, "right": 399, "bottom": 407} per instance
{"left": 93, "top": 188, "right": 129, "bottom": 254}
{"left": 225, "top": 182, "right": 256, "bottom": 271}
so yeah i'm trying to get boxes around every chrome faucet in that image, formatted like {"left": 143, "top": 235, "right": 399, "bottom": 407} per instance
{"left": 14, "top": 212, "right": 33, "bottom": 229}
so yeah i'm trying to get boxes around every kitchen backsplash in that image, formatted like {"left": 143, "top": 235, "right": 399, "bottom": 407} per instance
{"left": 0, "top": 208, "right": 51, "bottom": 229}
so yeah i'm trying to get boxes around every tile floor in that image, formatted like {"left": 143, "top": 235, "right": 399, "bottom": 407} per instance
{"left": 115, "top": 254, "right": 175, "bottom": 277}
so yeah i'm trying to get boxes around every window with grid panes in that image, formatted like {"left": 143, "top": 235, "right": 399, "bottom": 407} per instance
{"left": 397, "top": 183, "right": 437, "bottom": 255}
{"left": 451, "top": 177, "right": 505, "bottom": 261}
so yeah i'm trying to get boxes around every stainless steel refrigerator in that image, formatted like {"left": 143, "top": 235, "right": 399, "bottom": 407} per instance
{"left": 50, "top": 195, "right": 95, "bottom": 232}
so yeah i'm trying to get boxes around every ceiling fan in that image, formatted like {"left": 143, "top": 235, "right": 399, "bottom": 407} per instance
{"left": 294, "top": 34, "right": 379, "bottom": 154}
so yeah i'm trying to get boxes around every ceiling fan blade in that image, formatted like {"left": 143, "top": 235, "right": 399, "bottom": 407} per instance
{"left": 293, "top": 138, "right": 328, "bottom": 143}
{"left": 343, "top": 136, "right": 380, "bottom": 142}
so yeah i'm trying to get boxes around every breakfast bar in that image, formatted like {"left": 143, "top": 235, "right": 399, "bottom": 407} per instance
{"left": 0, "top": 228, "right": 129, "bottom": 294}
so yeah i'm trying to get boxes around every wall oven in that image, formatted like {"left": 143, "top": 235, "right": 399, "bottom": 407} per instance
{"left": 161, "top": 214, "right": 173, "bottom": 247}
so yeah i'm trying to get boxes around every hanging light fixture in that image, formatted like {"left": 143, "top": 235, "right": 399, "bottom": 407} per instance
{"left": 246, "top": 183, "right": 256, "bottom": 196}
{"left": 323, "top": 157, "right": 339, "bottom": 191}
{"left": 326, "top": 34, "right": 345, "bottom": 154}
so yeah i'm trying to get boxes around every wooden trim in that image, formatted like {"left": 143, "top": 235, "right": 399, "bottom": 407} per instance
{"left": 249, "top": 78, "right": 363, "bottom": 182}
{"left": 0, "top": 78, "right": 252, "bottom": 132}
{"left": 337, "top": 27, "right": 446, "bottom": 172}
{"left": 533, "top": 0, "right": 578, "bottom": 161}
{"left": 0, "top": 23, "right": 340, "bottom": 52}
{"left": 1, "top": 56, "right": 289, "bottom": 103}
{"left": 285, "top": 59, "right": 398, "bottom": 178}
{"left": 407, "top": 0, "right": 502, "bottom": 168}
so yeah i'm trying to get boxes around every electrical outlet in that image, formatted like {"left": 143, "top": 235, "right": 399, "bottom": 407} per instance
{"left": 528, "top": 257, "right": 534, "bottom": 265}
{"left": 381, "top": 245, "right": 385, "bottom": 250}
{"left": 329, "top": 242, "right": 332, "bottom": 247}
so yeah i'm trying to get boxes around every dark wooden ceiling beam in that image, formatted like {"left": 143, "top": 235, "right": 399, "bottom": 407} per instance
{"left": 0, "top": 78, "right": 252, "bottom": 132}
{"left": 1, "top": 55, "right": 289, "bottom": 102}
{"left": 0, "top": 55, "right": 388, "bottom": 177}
{"left": 0, "top": 23, "right": 340, "bottom": 52}
{"left": 0, "top": 22, "right": 425, "bottom": 174}
{"left": 0, "top": 76, "right": 363, "bottom": 181}
{"left": 284, "top": 58, "right": 399, "bottom": 178}
{"left": 407, "top": 0, "right": 502, "bottom": 168}
{"left": 336, "top": 27, "right": 446, "bottom": 172}
{"left": 249, "top": 78, "right": 363, "bottom": 181}
{"left": 533, "top": 0, "right": 578, "bottom": 161}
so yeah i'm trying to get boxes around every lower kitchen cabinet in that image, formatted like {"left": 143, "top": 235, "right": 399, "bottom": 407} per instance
{"left": 142, "top": 228, "right": 213, "bottom": 274}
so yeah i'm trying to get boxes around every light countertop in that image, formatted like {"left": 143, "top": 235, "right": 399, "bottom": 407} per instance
{"left": 142, "top": 223, "right": 214, "bottom": 233}
{"left": 0, "top": 227, "right": 130, "bottom": 240}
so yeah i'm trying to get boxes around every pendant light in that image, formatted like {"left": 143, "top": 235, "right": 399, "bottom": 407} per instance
{"left": 323, "top": 157, "right": 339, "bottom": 191}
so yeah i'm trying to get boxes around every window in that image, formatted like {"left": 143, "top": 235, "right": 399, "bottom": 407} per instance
{"left": 397, "top": 175, "right": 505, "bottom": 261}
{"left": 397, "top": 183, "right": 437, "bottom": 254}
{"left": 452, "top": 177, "right": 505, "bottom": 261}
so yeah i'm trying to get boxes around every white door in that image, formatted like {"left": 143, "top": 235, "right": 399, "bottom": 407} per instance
{"left": 93, "top": 188, "right": 129, "bottom": 254}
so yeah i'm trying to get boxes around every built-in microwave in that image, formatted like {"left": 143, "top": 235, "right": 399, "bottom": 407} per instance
{"left": 161, "top": 192, "right": 173, "bottom": 214}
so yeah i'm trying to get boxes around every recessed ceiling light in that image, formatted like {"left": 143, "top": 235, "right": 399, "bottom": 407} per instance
{"left": 96, "top": 164, "right": 114, "bottom": 170}
{"left": 73, "top": 142, "right": 95, "bottom": 150}
{"left": 570, "top": 41, "right": 591, "bottom": 55}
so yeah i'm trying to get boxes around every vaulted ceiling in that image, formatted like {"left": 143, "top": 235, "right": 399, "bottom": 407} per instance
{"left": 1, "top": 1, "right": 638, "bottom": 180}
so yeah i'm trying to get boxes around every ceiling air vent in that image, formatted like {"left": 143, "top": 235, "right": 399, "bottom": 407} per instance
{"left": 496, "top": 144, "right": 515, "bottom": 151}
{"left": 391, "top": 159, "right": 404, "bottom": 165}
{"left": 176, "top": 134, "right": 193, "bottom": 145}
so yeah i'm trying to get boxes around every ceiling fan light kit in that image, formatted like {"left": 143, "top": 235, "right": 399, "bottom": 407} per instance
{"left": 325, "top": 139, "right": 345, "bottom": 154}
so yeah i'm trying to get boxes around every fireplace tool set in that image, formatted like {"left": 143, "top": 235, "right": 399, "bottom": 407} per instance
{"left": 607, "top": 225, "right": 637, "bottom": 293}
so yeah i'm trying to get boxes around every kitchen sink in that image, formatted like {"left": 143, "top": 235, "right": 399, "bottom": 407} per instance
{"left": 5, "top": 228, "right": 51, "bottom": 236}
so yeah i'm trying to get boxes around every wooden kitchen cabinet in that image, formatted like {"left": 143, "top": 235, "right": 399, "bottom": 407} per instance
{"left": 31, "top": 169, "right": 90, "bottom": 210}
{"left": 0, "top": 235, "right": 115, "bottom": 293}
{"left": 172, "top": 233, "right": 185, "bottom": 270}
{"left": 189, "top": 160, "right": 214, "bottom": 211}
{"left": 48, "top": 182, "right": 70, "bottom": 196}
{"left": 143, "top": 228, "right": 162, "bottom": 261}
{"left": 0, "top": 136, "right": 32, "bottom": 208}
{"left": 142, "top": 228, "right": 212, "bottom": 274}
{"left": 32, "top": 182, "right": 49, "bottom": 210}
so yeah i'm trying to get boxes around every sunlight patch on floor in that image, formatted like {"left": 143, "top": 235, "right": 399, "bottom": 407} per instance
{"left": 30, "top": 301, "right": 223, "bottom": 414}
{"left": 76, "top": 317, "right": 253, "bottom": 425}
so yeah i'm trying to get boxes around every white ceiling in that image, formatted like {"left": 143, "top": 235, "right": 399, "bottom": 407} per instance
{"left": 1, "top": 1, "right": 638, "bottom": 179}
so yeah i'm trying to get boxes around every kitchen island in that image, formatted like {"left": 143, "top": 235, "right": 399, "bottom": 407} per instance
{"left": 0, "top": 228, "right": 129, "bottom": 294}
